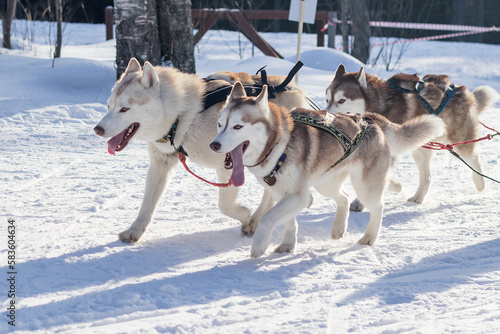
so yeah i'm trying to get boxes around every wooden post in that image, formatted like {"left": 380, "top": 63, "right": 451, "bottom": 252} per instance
{"left": 327, "top": 11, "right": 336, "bottom": 48}
{"left": 316, "top": 19, "right": 325, "bottom": 47}
{"left": 295, "top": 0, "right": 305, "bottom": 83}
{"left": 105, "top": 6, "right": 114, "bottom": 41}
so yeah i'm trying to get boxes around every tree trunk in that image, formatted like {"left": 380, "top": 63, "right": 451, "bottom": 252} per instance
{"left": 340, "top": 0, "right": 349, "bottom": 54}
{"left": 156, "top": 0, "right": 195, "bottom": 74}
{"left": 452, "top": 0, "right": 484, "bottom": 43}
{"left": 2, "top": 0, "right": 17, "bottom": 49}
{"left": 54, "top": 0, "right": 62, "bottom": 58}
{"left": 349, "top": 0, "right": 371, "bottom": 64}
{"left": 114, "top": 0, "right": 161, "bottom": 78}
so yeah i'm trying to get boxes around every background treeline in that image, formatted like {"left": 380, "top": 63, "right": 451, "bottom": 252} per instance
{"left": 2, "top": 0, "right": 499, "bottom": 44}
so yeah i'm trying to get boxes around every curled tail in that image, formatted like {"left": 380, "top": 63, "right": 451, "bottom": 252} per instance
{"left": 384, "top": 115, "right": 446, "bottom": 157}
{"left": 473, "top": 86, "right": 499, "bottom": 115}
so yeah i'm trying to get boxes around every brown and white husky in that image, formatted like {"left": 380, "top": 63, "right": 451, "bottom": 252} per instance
{"left": 325, "top": 64, "right": 498, "bottom": 205}
{"left": 210, "top": 82, "right": 445, "bottom": 257}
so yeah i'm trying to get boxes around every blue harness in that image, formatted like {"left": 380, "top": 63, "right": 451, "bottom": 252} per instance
{"left": 389, "top": 80, "right": 456, "bottom": 116}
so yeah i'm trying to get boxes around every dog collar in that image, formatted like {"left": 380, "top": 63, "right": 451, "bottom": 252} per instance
{"left": 262, "top": 147, "right": 288, "bottom": 186}
{"left": 156, "top": 118, "right": 189, "bottom": 156}
{"left": 244, "top": 144, "right": 276, "bottom": 168}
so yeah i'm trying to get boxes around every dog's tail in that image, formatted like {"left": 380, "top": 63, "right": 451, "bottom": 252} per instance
{"left": 473, "top": 86, "right": 499, "bottom": 115}
{"left": 384, "top": 115, "right": 446, "bottom": 157}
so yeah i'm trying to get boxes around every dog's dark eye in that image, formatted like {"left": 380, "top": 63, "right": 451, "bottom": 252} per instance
{"left": 119, "top": 107, "right": 130, "bottom": 113}
{"left": 326, "top": 98, "right": 329, "bottom": 104}
{"left": 338, "top": 99, "right": 346, "bottom": 104}
{"left": 218, "top": 122, "right": 222, "bottom": 128}
{"left": 233, "top": 125, "right": 243, "bottom": 130}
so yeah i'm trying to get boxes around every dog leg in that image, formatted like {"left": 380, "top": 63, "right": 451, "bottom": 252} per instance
{"left": 243, "top": 189, "right": 274, "bottom": 236}
{"left": 216, "top": 169, "right": 252, "bottom": 225}
{"left": 351, "top": 176, "right": 399, "bottom": 212}
{"left": 351, "top": 169, "right": 386, "bottom": 245}
{"left": 314, "top": 173, "right": 349, "bottom": 239}
{"left": 251, "top": 191, "right": 309, "bottom": 258}
{"left": 357, "top": 201, "right": 383, "bottom": 245}
{"left": 454, "top": 145, "right": 485, "bottom": 192}
{"left": 408, "top": 148, "right": 434, "bottom": 204}
{"left": 118, "top": 150, "right": 178, "bottom": 243}
{"left": 274, "top": 218, "right": 298, "bottom": 254}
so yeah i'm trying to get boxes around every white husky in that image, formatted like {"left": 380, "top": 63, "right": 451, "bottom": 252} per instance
{"left": 94, "top": 58, "right": 311, "bottom": 242}
{"left": 210, "top": 82, "right": 445, "bottom": 257}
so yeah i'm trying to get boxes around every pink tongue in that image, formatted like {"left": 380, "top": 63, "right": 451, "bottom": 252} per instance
{"left": 107, "top": 129, "right": 128, "bottom": 155}
{"left": 230, "top": 143, "right": 245, "bottom": 187}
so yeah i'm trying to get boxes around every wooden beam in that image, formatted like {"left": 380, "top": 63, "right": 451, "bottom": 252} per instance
{"left": 192, "top": 9, "right": 329, "bottom": 21}
{"left": 193, "top": 11, "right": 224, "bottom": 45}
{"left": 227, "top": 11, "right": 283, "bottom": 58}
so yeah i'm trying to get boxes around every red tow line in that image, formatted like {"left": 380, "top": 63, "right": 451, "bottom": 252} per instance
{"left": 421, "top": 121, "right": 500, "bottom": 184}
{"left": 422, "top": 121, "right": 499, "bottom": 150}
{"left": 178, "top": 153, "right": 232, "bottom": 188}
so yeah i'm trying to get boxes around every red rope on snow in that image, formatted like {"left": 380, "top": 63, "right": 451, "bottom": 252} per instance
{"left": 178, "top": 154, "right": 232, "bottom": 188}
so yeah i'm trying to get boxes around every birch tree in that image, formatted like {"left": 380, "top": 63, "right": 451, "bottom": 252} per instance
{"left": 114, "top": 0, "right": 161, "bottom": 78}
{"left": 156, "top": 0, "right": 195, "bottom": 73}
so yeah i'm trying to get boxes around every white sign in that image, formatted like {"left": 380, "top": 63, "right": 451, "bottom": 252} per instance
{"left": 288, "top": 0, "right": 318, "bottom": 25}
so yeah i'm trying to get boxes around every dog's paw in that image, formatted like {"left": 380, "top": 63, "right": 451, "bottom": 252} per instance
{"left": 357, "top": 234, "right": 377, "bottom": 245}
{"left": 118, "top": 228, "right": 143, "bottom": 243}
{"left": 473, "top": 174, "right": 485, "bottom": 192}
{"left": 407, "top": 194, "right": 424, "bottom": 204}
{"left": 241, "top": 219, "right": 258, "bottom": 237}
{"left": 250, "top": 245, "right": 267, "bottom": 258}
{"left": 331, "top": 227, "right": 345, "bottom": 240}
{"left": 274, "top": 243, "right": 295, "bottom": 254}
{"left": 350, "top": 198, "right": 365, "bottom": 212}
{"left": 388, "top": 179, "right": 403, "bottom": 193}
{"left": 250, "top": 230, "right": 270, "bottom": 258}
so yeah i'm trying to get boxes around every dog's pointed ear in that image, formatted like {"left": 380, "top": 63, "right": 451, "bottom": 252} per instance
{"left": 228, "top": 81, "right": 247, "bottom": 101}
{"left": 255, "top": 85, "right": 271, "bottom": 118}
{"left": 141, "top": 61, "right": 160, "bottom": 88}
{"left": 255, "top": 84, "right": 268, "bottom": 105}
{"left": 356, "top": 67, "right": 367, "bottom": 89}
{"left": 332, "top": 64, "right": 346, "bottom": 82}
{"left": 125, "top": 58, "right": 141, "bottom": 74}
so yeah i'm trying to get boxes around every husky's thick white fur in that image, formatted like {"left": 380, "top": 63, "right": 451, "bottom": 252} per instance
{"left": 210, "top": 82, "right": 445, "bottom": 257}
{"left": 94, "top": 58, "right": 311, "bottom": 242}
{"left": 326, "top": 64, "right": 498, "bottom": 205}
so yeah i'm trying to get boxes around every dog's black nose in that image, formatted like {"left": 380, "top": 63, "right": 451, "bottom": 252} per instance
{"left": 94, "top": 125, "right": 105, "bottom": 136}
{"left": 210, "top": 141, "right": 221, "bottom": 152}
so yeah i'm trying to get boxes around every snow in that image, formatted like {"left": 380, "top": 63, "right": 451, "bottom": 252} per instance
{"left": 1, "top": 19, "right": 500, "bottom": 333}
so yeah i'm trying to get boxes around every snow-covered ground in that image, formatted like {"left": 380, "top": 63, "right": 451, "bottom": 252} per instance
{"left": 1, "top": 19, "right": 500, "bottom": 333}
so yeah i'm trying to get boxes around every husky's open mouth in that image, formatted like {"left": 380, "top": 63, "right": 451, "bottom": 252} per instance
{"left": 107, "top": 123, "right": 140, "bottom": 155}
{"left": 224, "top": 140, "right": 249, "bottom": 187}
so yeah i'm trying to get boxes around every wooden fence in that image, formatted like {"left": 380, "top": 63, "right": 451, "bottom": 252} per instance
{"left": 106, "top": 8, "right": 337, "bottom": 59}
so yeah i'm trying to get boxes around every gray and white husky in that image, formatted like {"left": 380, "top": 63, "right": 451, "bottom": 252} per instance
{"left": 326, "top": 64, "right": 498, "bottom": 205}
{"left": 210, "top": 82, "right": 445, "bottom": 257}
{"left": 94, "top": 58, "right": 311, "bottom": 242}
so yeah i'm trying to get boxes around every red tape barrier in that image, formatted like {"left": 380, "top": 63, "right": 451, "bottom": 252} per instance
{"left": 321, "top": 19, "right": 500, "bottom": 47}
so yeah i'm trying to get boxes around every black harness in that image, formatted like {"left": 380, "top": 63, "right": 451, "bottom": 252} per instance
{"left": 158, "top": 61, "right": 318, "bottom": 156}
{"left": 292, "top": 113, "right": 367, "bottom": 169}
{"left": 261, "top": 113, "right": 367, "bottom": 186}
{"left": 388, "top": 78, "right": 456, "bottom": 116}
